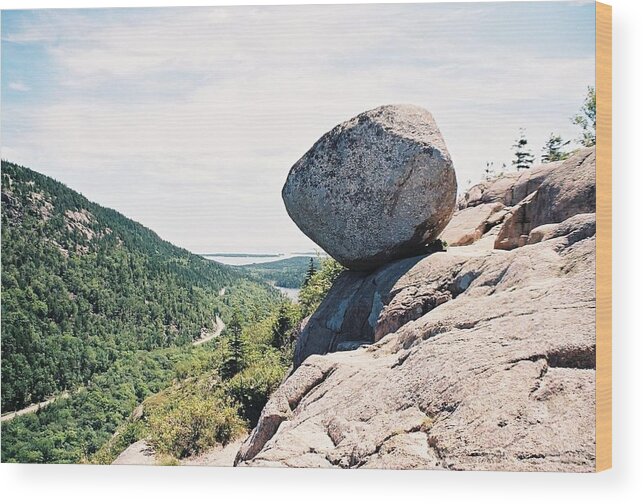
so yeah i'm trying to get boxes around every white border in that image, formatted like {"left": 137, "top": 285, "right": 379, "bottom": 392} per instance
{"left": 1, "top": 1, "right": 641, "bottom": 503}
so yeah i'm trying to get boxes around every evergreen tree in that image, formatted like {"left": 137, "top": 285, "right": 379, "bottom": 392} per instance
{"left": 299, "top": 258, "right": 345, "bottom": 317}
{"left": 221, "top": 312, "right": 245, "bottom": 380}
{"left": 541, "top": 133, "right": 571, "bottom": 163}
{"left": 572, "top": 86, "right": 596, "bottom": 147}
{"left": 271, "top": 303, "right": 294, "bottom": 350}
{"left": 511, "top": 129, "right": 535, "bottom": 171}
{"left": 303, "top": 257, "right": 317, "bottom": 287}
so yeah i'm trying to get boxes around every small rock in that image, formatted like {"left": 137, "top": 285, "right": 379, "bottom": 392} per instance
{"left": 336, "top": 341, "right": 371, "bottom": 351}
{"left": 112, "top": 440, "right": 157, "bottom": 465}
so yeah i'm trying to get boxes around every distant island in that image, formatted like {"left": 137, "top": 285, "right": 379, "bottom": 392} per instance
{"left": 201, "top": 252, "right": 283, "bottom": 258}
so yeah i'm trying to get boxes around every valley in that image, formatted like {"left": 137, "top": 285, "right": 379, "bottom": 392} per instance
{"left": 0, "top": 162, "right": 302, "bottom": 463}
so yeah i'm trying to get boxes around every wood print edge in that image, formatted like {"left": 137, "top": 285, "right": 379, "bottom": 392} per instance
{"left": 595, "top": 0, "right": 612, "bottom": 473}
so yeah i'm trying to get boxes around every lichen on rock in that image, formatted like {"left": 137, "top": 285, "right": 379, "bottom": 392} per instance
{"left": 282, "top": 104, "right": 457, "bottom": 271}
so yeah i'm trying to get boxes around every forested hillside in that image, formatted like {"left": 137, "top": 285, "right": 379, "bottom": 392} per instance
{"left": 1, "top": 161, "right": 280, "bottom": 412}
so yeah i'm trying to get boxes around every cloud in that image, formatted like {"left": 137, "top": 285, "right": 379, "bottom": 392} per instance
{"left": 8, "top": 81, "right": 30, "bottom": 92}
{"left": 1, "top": 3, "right": 596, "bottom": 253}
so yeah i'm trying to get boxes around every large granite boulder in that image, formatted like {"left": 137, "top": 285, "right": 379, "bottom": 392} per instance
{"left": 282, "top": 105, "right": 457, "bottom": 271}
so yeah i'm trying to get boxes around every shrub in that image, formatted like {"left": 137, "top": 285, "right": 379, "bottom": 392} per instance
{"left": 147, "top": 395, "right": 245, "bottom": 459}
{"left": 226, "top": 355, "right": 286, "bottom": 426}
{"left": 298, "top": 258, "right": 344, "bottom": 317}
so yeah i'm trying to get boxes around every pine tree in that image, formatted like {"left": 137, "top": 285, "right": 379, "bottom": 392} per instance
{"left": 541, "top": 133, "right": 571, "bottom": 163}
{"left": 511, "top": 129, "right": 535, "bottom": 171}
{"left": 221, "top": 311, "right": 245, "bottom": 380}
{"left": 303, "top": 257, "right": 316, "bottom": 287}
{"left": 271, "top": 303, "right": 293, "bottom": 350}
{"left": 572, "top": 86, "right": 596, "bottom": 147}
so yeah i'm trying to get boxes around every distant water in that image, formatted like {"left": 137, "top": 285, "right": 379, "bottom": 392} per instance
{"left": 272, "top": 286, "right": 299, "bottom": 302}
{"left": 202, "top": 252, "right": 317, "bottom": 266}
{"left": 201, "top": 252, "right": 320, "bottom": 301}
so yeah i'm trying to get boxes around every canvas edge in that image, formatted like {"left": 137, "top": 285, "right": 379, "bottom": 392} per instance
{"left": 596, "top": 0, "right": 612, "bottom": 473}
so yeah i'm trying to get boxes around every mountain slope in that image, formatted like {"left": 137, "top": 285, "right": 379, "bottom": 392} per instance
{"left": 1, "top": 161, "right": 280, "bottom": 411}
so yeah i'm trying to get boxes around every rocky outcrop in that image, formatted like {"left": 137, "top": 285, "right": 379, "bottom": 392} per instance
{"left": 112, "top": 440, "right": 157, "bottom": 465}
{"left": 237, "top": 150, "right": 597, "bottom": 472}
{"left": 440, "top": 202, "right": 506, "bottom": 246}
{"left": 457, "top": 160, "right": 562, "bottom": 210}
{"left": 282, "top": 105, "right": 457, "bottom": 271}
{"left": 293, "top": 256, "right": 424, "bottom": 368}
{"left": 494, "top": 149, "right": 595, "bottom": 250}
{"left": 442, "top": 149, "right": 595, "bottom": 252}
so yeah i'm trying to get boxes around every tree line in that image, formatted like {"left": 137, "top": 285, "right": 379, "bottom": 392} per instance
{"left": 481, "top": 86, "right": 596, "bottom": 181}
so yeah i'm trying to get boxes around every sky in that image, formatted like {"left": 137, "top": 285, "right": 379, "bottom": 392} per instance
{"left": 1, "top": 2, "right": 595, "bottom": 254}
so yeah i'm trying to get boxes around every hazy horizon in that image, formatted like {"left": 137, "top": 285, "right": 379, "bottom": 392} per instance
{"left": 1, "top": 2, "right": 595, "bottom": 254}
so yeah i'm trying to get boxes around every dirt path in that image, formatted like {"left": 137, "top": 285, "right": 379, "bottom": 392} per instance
{"left": 1, "top": 391, "right": 70, "bottom": 423}
{"left": 192, "top": 315, "right": 225, "bottom": 346}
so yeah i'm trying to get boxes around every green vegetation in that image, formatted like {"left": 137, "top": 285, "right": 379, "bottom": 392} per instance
{"left": 220, "top": 312, "right": 246, "bottom": 380}
{"left": 572, "top": 85, "right": 596, "bottom": 147}
{"left": 235, "top": 256, "right": 322, "bottom": 288}
{"left": 303, "top": 257, "right": 317, "bottom": 286}
{"left": 147, "top": 390, "right": 244, "bottom": 460}
{"left": 299, "top": 258, "right": 345, "bottom": 317}
{"left": 92, "top": 305, "right": 296, "bottom": 463}
{"left": 1, "top": 161, "right": 343, "bottom": 464}
{"left": 1, "top": 161, "right": 280, "bottom": 411}
{"left": 541, "top": 133, "right": 571, "bottom": 163}
{"left": 91, "top": 259, "right": 341, "bottom": 464}
{"left": 1, "top": 347, "right": 183, "bottom": 463}
{"left": 511, "top": 128, "right": 535, "bottom": 171}
{"left": 1, "top": 161, "right": 283, "bottom": 463}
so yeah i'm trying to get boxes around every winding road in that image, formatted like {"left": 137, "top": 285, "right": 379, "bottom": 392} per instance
{"left": 3, "top": 317, "right": 225, "bottom": 422}
{"left": 1, "top": 391, "right": 70, "bottom": 423}
{"left": 192, "top": 315, "right": 225, "bottom": 346}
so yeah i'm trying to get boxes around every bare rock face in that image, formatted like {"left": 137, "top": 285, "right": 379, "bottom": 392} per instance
{"left": 282, "top": 105, "right": 457, "bottom": 271}
{"left": 236, "top": 151, "right": 597, "bottom": 472}
{"left": 112, "top": 440, "right": 157, "bottom": 465}
{"left": 440, "top": 149, "right": 595, "bottom": 252}
{"left": 293, "top": 256, "right": 425, "bottom": 368}
{"left": 440, "top": 202, "right": 505, "bottom": 246}
{"left": 494, "top": 149, "right": 595, "bottom": 250}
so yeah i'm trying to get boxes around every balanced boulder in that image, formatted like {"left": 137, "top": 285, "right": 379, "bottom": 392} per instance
{"left": 282, "top": 105, "right": 457, "bottom": 271}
